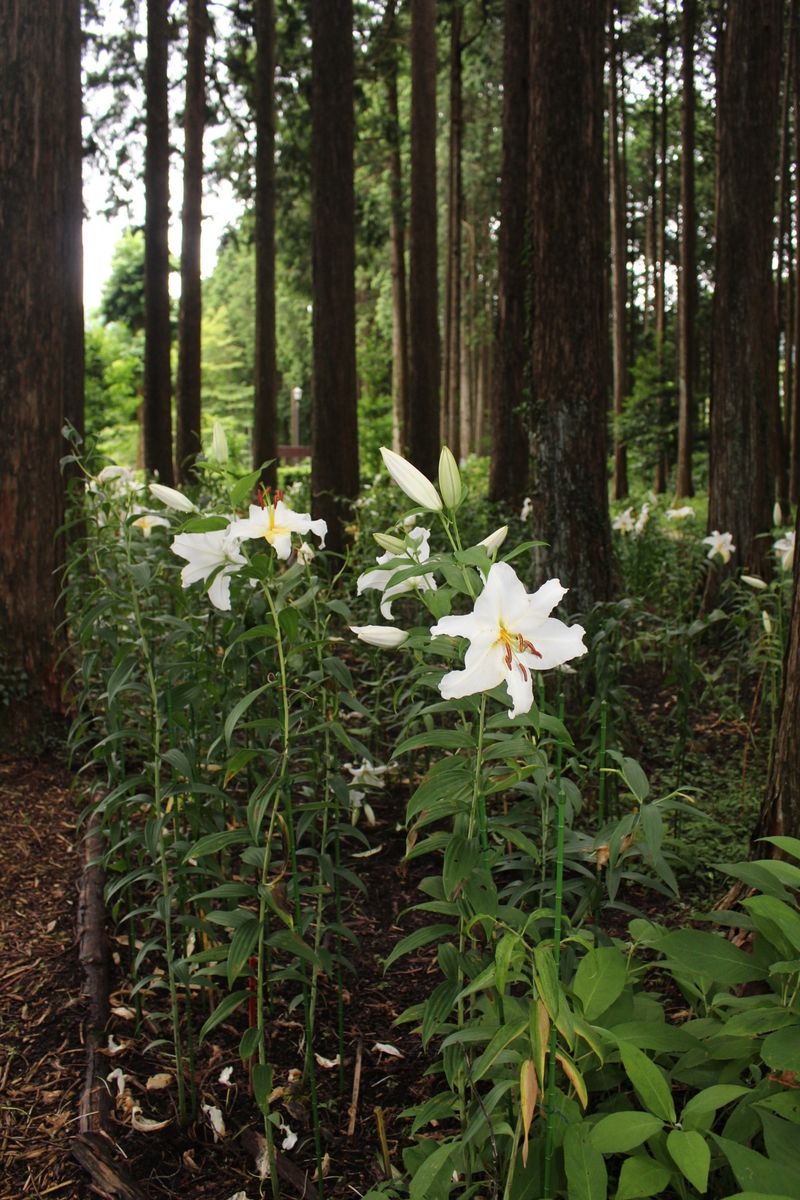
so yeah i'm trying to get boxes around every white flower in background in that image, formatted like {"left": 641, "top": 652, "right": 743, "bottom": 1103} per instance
{"left": 431, "top": 561, "right": 587, "bottom": 719}
{"left": 520, "top": 497, "right": 532, "bottom": 521}
{"left": 763, "top": 609, "right": 774, "bottom": 636}
{"left": 210, "top": 420, "right": 229, "bottom": 464}
{"left": 201, "top": 1103, "right": 226, "bottom": 1141}
{"left": 296, "top": 540, "right": 315, "bottom": 565}
{"left": 402, "top": 512, "right": 418, "bottom": 530}
{"left": 357, "top": 526, "right": 437, "bottom": 618}
{"left": 131, "top": 508, "right": 170, "bottom": 537}
{"left": 380, "top": 447, "right": 443, "bottom": 512}
{"left": 773, "top": 501, "right": 783, "bottom": 527}
{"left": 702, "top": 530, "right": 735, "bottom": 564}
{"left": 171, "top": 530, "right": 246, "bottom": 611}
{"left": 612, "top": 507, "right": 635, "bottom": 535}
{"left": 344, "top": 760, "right": 390, "bottom": 789}
{"left": 479, "top": 525, "right": 509, "bottom": 557}
{"left": 228, "top": 493, "right": 327, "bottom": 560}
{"left": 350, "top": 625, "right": 409, "bottom": 649}
{"left": 149, "top": 482, "right": 196, "bottom": 513}
{"left": 634, "top": 503, "right": 651, "bottom": 534}
{"left": 218, "top": 1066, "right": 234, "bottom": 1086}
{"left": 774, "top": 529, "right": 795, "bottom": 571}
{"left": 741, "top": 574, "right": 768, "bottom": 590}
{"left": 665, "top": 505, "right": 695, "bottom": 522}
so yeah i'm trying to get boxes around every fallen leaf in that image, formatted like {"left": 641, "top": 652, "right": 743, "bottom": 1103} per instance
{"left": 131, "top": 1105, "right": 171, "bottom": 1132}
{"left": 146, "top": 1073, "right": 172, "bottom": 1090}
{"left": 352, "top": 844, "right": 383, "bottom": 859}
{"left": 314, "top": 1053, "right": 341, "bottom": 1070}
{"left": 372, "top": 1042, "right": 404, "bottom": 1058}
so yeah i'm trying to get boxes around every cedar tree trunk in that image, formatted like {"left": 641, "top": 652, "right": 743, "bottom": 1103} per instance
{"left": 676, "top": 0, "right": 697, "bottom": 498}
{"left": 253, "top": 0, "right": 278, "bottom": 488}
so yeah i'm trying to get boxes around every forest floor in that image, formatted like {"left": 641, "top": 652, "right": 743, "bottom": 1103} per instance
{"left": 0, "top": 667, "right": 763, "bottom": 1199}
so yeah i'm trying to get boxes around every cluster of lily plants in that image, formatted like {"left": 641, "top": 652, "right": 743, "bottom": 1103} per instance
{"left": 61, "top": 433, "right": 799, "bottom": 1199}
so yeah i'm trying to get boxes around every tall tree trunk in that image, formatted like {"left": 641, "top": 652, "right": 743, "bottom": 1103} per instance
{"left": 529, "top": 0, "right": 613, "bottom": 612}
{"left": 383, "top": 1, "right": 409, "bottom": 455}
{"left": 407, "top": 0, "right": 440, "bottom": 479}
{"left": 710, "top": 0, "right": 781, "bottom": 577}
{"left": 253, "top": 0, "right": 278, "bottom": 488}
{"left": 310, "top": 0, "right": 359, "bottom": 555}
{"left": 654, "top": 1, "right": 670, "bottom": 494}
{"left": 0, "top": 0, "right": 82, "bottom": 737}
{"left": 176, "top": 0, "right": 206, "bottom": 481}
{"left": 752, "top": 507, "right": 800, "bottom": 842}
{"left": 64, "top": 0, "right": 85, "bottom": 448}
{"left": 608, "top": 0, "right": 628, "bottom": 501}
{"left": 144, "top": 0, "right": 174, "bottom": 484}
{"left": 774, "top": 0, "right": 796, "bottom": 510}
{"left": 676, "top": 0, "right": 697, "bottom": 498}
{"left": 443, "top": 0, "right": 463, "bottom": 455}
{"left": 488, "top": 0, "right": 529, "bottom": 505}
{"left": 792, "top": 10, "right": 800, "bottom": 503}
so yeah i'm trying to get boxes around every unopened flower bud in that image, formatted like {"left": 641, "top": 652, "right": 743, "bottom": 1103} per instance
{"left": 773, "top": 501, "right": 783, "bottom": 527}
{"left": 438, "top": 446, "right": 462, "bottom": 509}
{"left": 479, "top": 526, "right": 509, "bottom": 557}
{"left": 149, "top": 483, "right": 196, "bottom": 512}
{"left": 373, "top": 531, "right": 407, "bottom": 554}
{"left": 380, "top": 447, "right": 442, "bottom": 512}
{"left": 211, "top": 420, "right": 229, "bottom": 464}
{"left": 350, "top": 624, "right": 409, "bottom": 649}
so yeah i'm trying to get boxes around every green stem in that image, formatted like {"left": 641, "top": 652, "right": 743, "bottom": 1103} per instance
{"left": 598, "top": 698, "right": 608, "bottom": 825}
{"left": 542, "top": 782, "right": 567, "bottom": 1200}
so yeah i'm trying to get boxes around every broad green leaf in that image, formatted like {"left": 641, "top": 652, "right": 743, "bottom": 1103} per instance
{"left": 760, "top": 1025, "right": 800, "bottom": 1075}
{"left": 681, "top": 1085, "right": 750, "bottom": 1131}
{"left": 239, "top": 1025, "right": 260, "bottom": 1060}
{"left": 760, "top": 835, "right": 800, "bottom": 861}
{"left": 408, "top": 1139, "right": 457, "bottom": 1200}
{"left": 226, "top": 917, "right": 260, "bottom": 990}
{"left": 742, "top": 894, "right": 800, "bottom": 955}
{"left": 223, "top": 683, "right": 271, "bottom": 747}
{"left": 407, "top": 1091, "right": 459, "bottom": 1135}
{"left": 395, "top": 729, "right": 475, "bottom": 755}
{"left": 229, "top": 466, "right": 264, "bottom": 507}
{"left": 667, "top": 1129, "right": 710, "bottom": 1193}
{"left": 574, "top": 946, "right": 628, "bottom": 1020}
{"left": 252, "top": 1062, "right": 273, "bottom": 1116}
{"left": 711, "top": 1134, "right": 799, "bottom": 1196}
{"left": 563, "top": 1124, "right": 608, "bottom": 1200}
{"left": 621, "top": 756, "right": 650, "bottom": 802}
{"left": 590, "top": 1111, "right": 663, "bottom": 1154}
{"left": 721, "top": 1194, "right": 797, "bottom": 1200}
{"left": 383, "top": 924, "right": 455, "bottom": 971}
{"left": 615, "top": 1154, "right": 672, "bottom": 1200}
{"left": 443, "top": 834, "right": 481, "bottom": 900}
{"left": 616, "top": 1039, "right": 676, "bottom": 1124}
{"left": 183, "top": 828, "right": 248, "bottom": 863}
{"left": 198, "top": 989, "right": 249, "bottom": 1042}
{"left": 659, "top": 929, "right": 766, "bottom": 985}
{"left": 470, "top": 1019, "right": 528, "bottom": 1082}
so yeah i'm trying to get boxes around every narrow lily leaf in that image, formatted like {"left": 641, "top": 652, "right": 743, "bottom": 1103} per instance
{"left": 223, "top": 683, "right": 271, "bottom": 747}
{"left": 470, "top": 1019, "right": 527, "bottom": 1082}
{"left": 383, "top": 924, "right": 455, "bottom": 971}
{"left": 520, "top": 1059, "right": 538, "bottom": 1167}
{"left": 198, "top": 990, "right": 250, "bottom": 1042}
{"left": 226, "top": 918, "right": 260, "bottom": 990}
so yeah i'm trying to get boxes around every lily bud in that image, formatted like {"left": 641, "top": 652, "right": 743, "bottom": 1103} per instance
{"left": 762, "top": 610, "right": 773, "bottom": 636}
{"left": 149, "top": 483, "right": 196, "bottom": 512}
{"left": 479, "top": 525, "right": 509, "bottom": 557}
{"left": 350, "top": 624, "right": 409, "bottom": 649}
{"left": 373, "top": 531, "right": 407, "bottom": 554}
{"left": 773, "top": 501, "right": 783, "bottom": 527}
{"left": 380, "top": 447, "right": 442, "bottom": 512}
{"left": 211, "top": 420, "right": 229, "bottom": 464}
{"left": 741, "top": 574, "right": 768, "bottom": 590}
{"left": 438, "top": 446, "right": 462, "bottom": 509}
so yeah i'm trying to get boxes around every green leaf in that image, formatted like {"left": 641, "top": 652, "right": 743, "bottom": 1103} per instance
{"left": 224, "top": 683, "right": 271, "bottom": 747}
{"left": 720, "top": 1194, "right": 798, "bottom": 1200}
{"left": 239, "top": 1025, "right": 260, "bottom": 1060}
{"left": 383, "top": 924, "right": 454, "bottom": 971}
{"left": 229, "top": 466, "right": 264, "bottom": 508}
{"left": 760, "top": 835, "right": 800, "bottom": 861}
{"left": 106, "top": 655, "right": 137, "bottom": 707}
{"left": 183, "top": 828, "right": 248, "bottom": 863}
{"left": 394, "top": 729, "right": 475, "bottom": 755}
{"left": 470, "top": 1019, "right": 528, "bottom": 1083}
{"left": 761, "top": 1025, "right": 800, "bottom": 1075}
{"left": 252, "top": 1062, "right": 273, "bottom": 1116}
{"left": 442, "top": 834, "right": 481, "bottom": 900}
{"left": 226, "top": 917, "right": 260, "bottom": 990}
{"left": 408, "top": 1139, "right": 457, "bottom": 1200}
{"left": 573, "top": 946, "right": 628, "bottom": 1021}
{"left": 667, "top": 1129, "right": 710, "bottom": 1193}
{"left": 711, "top": 1134, "right": 799, "bottom": 1196}
{"left": 742, "top": 894, "right": 800, "bottom": 955}
{"left": 621, "top": 756, "right": 650, "bottom": 802}
{"left": 615, "top": 1154, "right": 672, "bottom": 1200}
{"left": 181, "top": 514, "right": 229, "bottom": 533}
{"left": 198, "top": 989, "right": 249, "bottom": 1042}
{"left": 563, "top": 1124, "right": 608, "bottom": 1200}
{"left": 590, "top": 1111, "right": 663, "bottom": 1154}
{"left": 681, "top": 1085, "right": 750, "bottom": 1132}
{"left": 659, "top": 929, "right": 766, "bottom": 985}
{"left": 616, "top": 1039, "right": 676, "bottom": 1124}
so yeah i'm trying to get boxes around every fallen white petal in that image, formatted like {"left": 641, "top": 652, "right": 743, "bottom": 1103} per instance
{"left": 280, "top": 1122, "right": 298, "bottom": 1151}
{"left": 131, "top": 1105, "right": 171, "bottom": 1132}
{"left": 218, "top": 1065, "right": 234, "bottom": 1086}
{"left": 352, "top": 844, "right": 383, "bottom": 858}
{"left": 315, "top": 1053, "right": 341, "bottom": 1070}
{"left": 372, "top": 1042, "right": 404, "bottom": 1058}
{"left": 202, "top": 1103, "right": 227, "bottom": 1140}
{"left": 146, "top": 1073, "right": 173, "bottom": 1091}
{"left": 107, "top": 1067, "right": 127, "bottom": 1096}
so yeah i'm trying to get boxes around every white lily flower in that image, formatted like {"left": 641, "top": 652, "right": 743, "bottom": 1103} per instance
{"left": 430, "top": 561, "right": 586, "bottom": 718}
{"left": 131, "top": 508, "right": 170, "bottom": 537}
{"left": 357, "top": 526, "right": 437, "bottom": 618}
{"left": 741, "top": 574, "right": 768, "bottom": 590}
{"left": 218, "top": 1066, "right": 234, "bottom": 1086}
{"left": 380, "top": 447, "right": 443, "bottom": 511}
{"left": 774, "top": 529, "right": 795, "bottom": 571}
{"left": 149, "top": 482, "right": 196, "bottom": 513}
{"left": 350, "top": 624, "right": 409, "bottom": 649}
{"left": 612, "top": 507, "right": 635, "bottom": 535}
{"left": 634, "top": 503, "right": 651, "bottom": 534}
{"left": 702, "top": 530, "right": 735, "bottom": 564}
{"left": 296, "top": 540, "right": 316, "bottom": 565}
{"left": 344, "top": 760, "right": 389, "bottom": 789}
{"left": 520, "top": 497, "right": 532, "bottom": 521}
{"left": 211, "top": 420, "right": 229, "bottom": 464}
{"left": 228, "top": 493, "right": 327, "bottom": 560}
{"left": 171, "top": 530, "right": 246, "bottom": 611}
{"left": 665, "top": 505, "right": 694, "bottom": 521}
{"left": 479, "top": 526, "right": 509, "bottom": 557}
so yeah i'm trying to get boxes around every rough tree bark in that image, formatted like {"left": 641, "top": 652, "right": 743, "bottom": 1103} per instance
{"left": 0, "top": 0, "right": 83, "bottom": 738}
{"left": 528, "top": 0, "right": 613, "bottom": 612}
{"left": 443, "top": 0, "right": 463, "bottom": 456}
{"left": 676, "top": 0, "right": 696, "bottom": 498}
{"left": 407, "top": 0, "right": 440, "bottom": 479}
{"left": 709, "top": 0, "right": 781, "bottom": 576}
{"left": 253, "top": 0, "right": 278, "bottom": 489}
{"left": 653, "top": 0, "right": 670, "bottom": 494}
{"left": 176, "top": 0, "right": 207, "bottom": 481}
{"left": 489, "top": 0, "right": 530, "bottom": 506}
{"left": 144, "top": 0, "right": 174, "bottom": 484}
{"left": 310, "top": 0, "right": 359, "bottom": 555}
